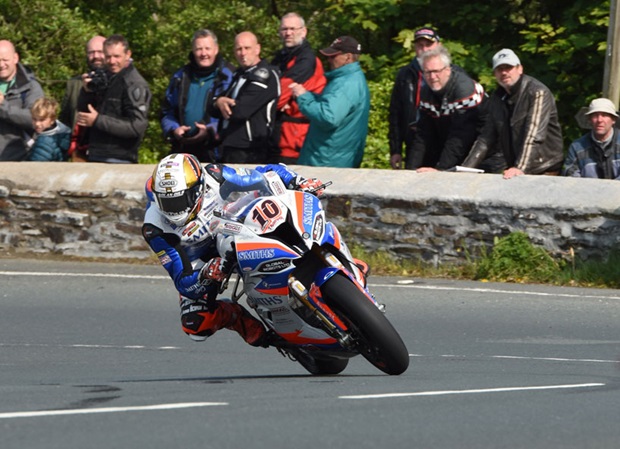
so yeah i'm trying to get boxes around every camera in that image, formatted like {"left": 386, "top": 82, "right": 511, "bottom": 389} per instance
{"left": 87, "top": 68, "right": 109, "bottom": 92}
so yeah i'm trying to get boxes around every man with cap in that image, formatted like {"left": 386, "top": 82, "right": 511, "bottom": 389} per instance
{"left": 462, "top": 48, "right": 563, "bottom": 178}
{"left": 388, "top": 27, "right": 441, "bottom": 169}
{"left": 289, "top": 35, "right": 370, "bottom": 168}
{"left": 562, "top": 98, "right": 620, "bottom": 179}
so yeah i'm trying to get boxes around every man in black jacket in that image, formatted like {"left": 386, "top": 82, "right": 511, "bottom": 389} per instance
{"left": 462, "top": 49, "right": 563, "bottom": 178}
{"left": 410, "top": 46, "right": 485, "bottom": 171}
{"left": 76, "top": 34, "right": 151, "bottom": 163}
{"left": 388, "top": 27, "right": 440, "bottom": 170}
{"left": 209, "top": 31, "right": 280, "bottom": 164}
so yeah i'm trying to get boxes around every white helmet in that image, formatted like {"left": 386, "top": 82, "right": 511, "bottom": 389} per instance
{"left": 151, "top": 153, "right": 207, "bottom": 226}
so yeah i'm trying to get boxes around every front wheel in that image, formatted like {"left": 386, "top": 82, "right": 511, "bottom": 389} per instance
{"left": 321, "top": 273, "right": 409, "bottom": 375}
{"left": 292, "top": 350, "right": 349, "bottom": 375}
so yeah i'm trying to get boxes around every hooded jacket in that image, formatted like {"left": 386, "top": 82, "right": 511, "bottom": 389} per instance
{"left": 0, "top": 63, "right": 44, "bottom": 160}
{"left": 28, "top": 120, "right": 71, "bottom": 161}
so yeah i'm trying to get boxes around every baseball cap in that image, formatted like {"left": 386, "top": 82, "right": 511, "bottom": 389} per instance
{"left": 320, "top": 36, "right": 362, "bottom": 56}
{"left": 414, "top": 28, "right": 440, "bottom": 43}
{"left": 585, "top": 98, "right": 618, "bottom": 118}
{"left": 492, "top": 49, "right": 521, "bottom": 70}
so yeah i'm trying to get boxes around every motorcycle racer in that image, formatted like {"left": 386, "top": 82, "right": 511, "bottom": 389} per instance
{"left": 142, "top": 153, "right": 323, "bottom": 346}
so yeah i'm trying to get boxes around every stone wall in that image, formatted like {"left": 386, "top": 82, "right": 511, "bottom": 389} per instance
{"left": 1, "top": 162, "right": 619, "bottom": 264}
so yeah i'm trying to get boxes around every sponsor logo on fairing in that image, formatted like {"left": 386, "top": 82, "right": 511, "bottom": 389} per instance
{"left": 302, "top": 196, "right": 314, "bottom": 227}
{"left": 238, "top": 249, "right": 275, "bottom": 261}
{"left": 247, "top": 295, "right": 284, "bottom": 306}
{"left": 312, "top": 215, "right": 324, "bottom": 240}
{"left": 224, "top": 222, "right": 242, "bottom": 233}
{"left": 259, "top": 259, "right": 291, "bottom": 272}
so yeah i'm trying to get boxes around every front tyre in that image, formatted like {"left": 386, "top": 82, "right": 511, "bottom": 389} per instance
{"left": 321, "top": 273, "right": 409, "bottom": 375}
{"left": 292, "top": 350, "right": 349, "bottom": 375}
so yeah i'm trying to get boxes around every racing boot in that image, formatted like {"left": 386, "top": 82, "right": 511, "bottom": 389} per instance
{"left": 219, "top": 301, "right": 270, "bottom": 347}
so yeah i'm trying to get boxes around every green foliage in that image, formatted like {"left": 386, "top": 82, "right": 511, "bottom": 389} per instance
{"left": 560, "top": 249, "right": 620, "bottom": 289}
{"left": 362, "top": 77, "right": 392, "bottom": 168}
{"left": 475, "top": 232, "right": 565, "bottom": 283}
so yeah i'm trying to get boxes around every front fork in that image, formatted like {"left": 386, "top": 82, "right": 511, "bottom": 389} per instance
{"left": 287, "top": 246, "right": 384, "bottom": 346}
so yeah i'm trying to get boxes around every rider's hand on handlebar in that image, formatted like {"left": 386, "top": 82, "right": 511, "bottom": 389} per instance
{"left": 199, "top": 257, "right": 227, "bottom": 284}
{"left": 296, "top": 177, "right": 325, "bottom": 197}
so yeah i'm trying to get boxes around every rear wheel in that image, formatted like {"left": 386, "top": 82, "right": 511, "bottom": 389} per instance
{"left": 321, "top": 273, "right": 409, "bottom": 375}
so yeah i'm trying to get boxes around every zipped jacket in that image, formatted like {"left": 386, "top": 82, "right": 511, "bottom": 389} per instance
{"left": 388, "top": 58, "right": 423, "bottom": 159}
{"left": 473, "top": 74, "right": 563, "bottom": 174}
{"left": 272, "top": 40, "right": 326, "bottom": 160}
{"left": 410, "top": 66, "right": 485, "bottom": 170}
{"left": 0, "top": 63, "right": 44, "bottom": 160}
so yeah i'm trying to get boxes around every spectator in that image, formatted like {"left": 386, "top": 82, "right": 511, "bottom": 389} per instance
{"left": 161, "top": 29, "right": 235, "bottom": 162}
{"left": 388, "top": 27, "right": 441, "bottom": 170}
{"left": 26, "top": 97, "right": 71, "bottom": 161}
{"left": 61, "top": 35, "right": 106, "bottom": 162}
{"left": 409, "top": 46, "right": 485, "bottom": 171}
{"left": 0, "top": 40, "right": 44, "bottom": 161}
{"left": 563, "top": 98, "right": 620, "bottom": 179}
{"left": 208, "top": 31, "right": 280, "bottom": 164}
{"left": 271, "top": 12, "right": 326, "bottom": 164}
{"left": 76, "top": 34, "right": 151, "bottom": 164}
{"left": 462, "top": 49, "right": 563, "bottom": 178}
{"left": 290, "top": 36, "right": 370, "bottom": 168}
{"left": 60, "top": 36, "right": 106, "bottom": 132}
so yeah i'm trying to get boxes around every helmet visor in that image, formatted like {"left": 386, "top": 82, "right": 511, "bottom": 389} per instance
{"left": 155, "top": 183, "right": 201, "bottom": 214}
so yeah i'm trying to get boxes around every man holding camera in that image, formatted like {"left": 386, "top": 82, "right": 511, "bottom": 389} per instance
{"left": 76, "top": 34, "right": 151, "bottom": 163}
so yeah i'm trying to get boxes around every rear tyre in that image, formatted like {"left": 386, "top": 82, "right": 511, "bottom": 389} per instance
{"left": 321, "top": 273, "right": 409, "bottom": 375}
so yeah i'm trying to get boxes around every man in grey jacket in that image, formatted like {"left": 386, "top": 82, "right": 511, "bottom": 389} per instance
{"left": 0, "top": 40, "right": 44, "bottom": 161}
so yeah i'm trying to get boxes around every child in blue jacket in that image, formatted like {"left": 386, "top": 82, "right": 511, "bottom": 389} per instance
{"left": 27, "top": 97, "right": 71, "bottom": 161}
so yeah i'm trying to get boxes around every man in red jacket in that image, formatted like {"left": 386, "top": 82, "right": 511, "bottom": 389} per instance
{"left": 271, "top": 12, "right": 326, "bottom": 164}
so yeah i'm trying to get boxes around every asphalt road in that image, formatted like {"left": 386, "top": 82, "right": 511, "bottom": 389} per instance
{"left": 1, "top": 258, "right": 619, "bottom": 449}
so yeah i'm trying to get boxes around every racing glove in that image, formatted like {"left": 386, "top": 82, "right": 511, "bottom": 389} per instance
{"left": 199, "top": 257, "right": 227, "bottom": 284}
{"left": 295, "top": 177, "right": 325, "bottom": 197}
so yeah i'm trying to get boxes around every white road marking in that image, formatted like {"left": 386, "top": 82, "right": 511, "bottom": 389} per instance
{"left": 491, "top": 355, "right": 617, "bottom": 363}
{"left": 3, "top": 270, "right": 618, "bottom": 300}
{"left": 0, "top": 270, "right": 167, "bottom": 280}
{"left": 0, "top": 343, "right": 180, "bottom": 350}
{"left": 407, "top": 353, "right": 619, "bottom": 363}
{"left": 372, "top": 282, "right": 620, "bottom": 301}
{"left": 339, "top": 383, "right": 605, "bottom": 400}
{"left": 0, "top": 402, "right": 228, "bottom": 419}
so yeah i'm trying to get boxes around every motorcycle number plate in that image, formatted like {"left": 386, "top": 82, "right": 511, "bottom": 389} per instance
{"left": 249, "top": 199, "right": 285, "bottom": 232}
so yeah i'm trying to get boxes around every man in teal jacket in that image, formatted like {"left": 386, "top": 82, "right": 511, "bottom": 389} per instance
{"left": 290, "top": 36, "right": 370, "bottom": 168}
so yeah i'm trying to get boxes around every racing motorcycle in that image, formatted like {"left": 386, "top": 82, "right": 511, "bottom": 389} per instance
{"left": 210, "top": 169, "right": 409, "bottom": 376}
